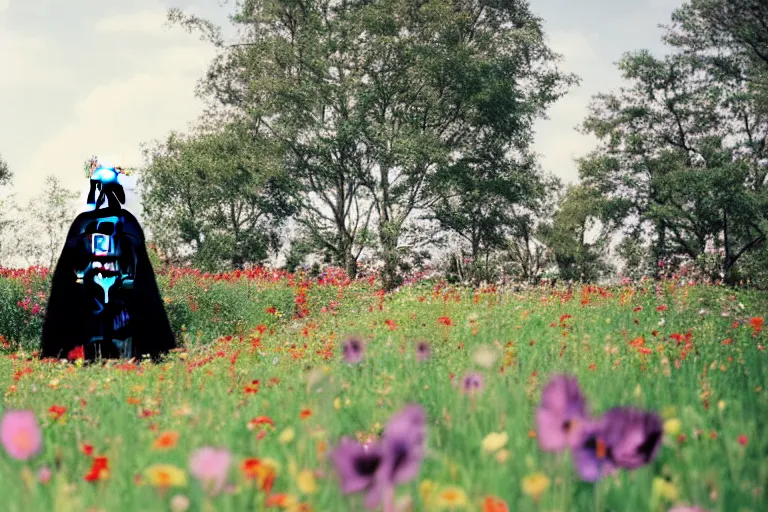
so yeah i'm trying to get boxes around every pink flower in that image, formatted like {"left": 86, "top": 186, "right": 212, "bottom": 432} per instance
{"left": 189, "top": 447, "right": 231, "bottom": 495}
{"left": 1, "top": 410, "right": 43, "bottom": 460}
{"left": 38, "top": 466, "right": 52, "bottom": 484}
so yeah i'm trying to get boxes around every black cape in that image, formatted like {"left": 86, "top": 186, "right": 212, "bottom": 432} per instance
{"left": 41, "top": 206, "right": 176, "bottom": 361}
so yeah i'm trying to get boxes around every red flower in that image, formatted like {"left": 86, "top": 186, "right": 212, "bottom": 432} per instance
{"left": 749, "top": 317, "right": 764, "bottom": 336}
{"left": 48, "top": 405, "right": 67, "bottom": 420}
{"left": 266, "top": 306, "right": 277, "bottom": 315}
{"left": 84, "top": 456, "right": 109, "bottom": 482}
{"left": 738, "top": 434, "right": 748, "bottom": 446}
{"left": 656, "top": 305, "right": 668, "bottom": 312}
{"left": 244, "top": 380, "right": 260, "bottom": 394}
{"left": 82, "top": 443, "right": 94, "bottom": 456}
{"left": 437, "top": 316, "right": 452, "bottom": 326}
{"left": 67, "top": 345, "right": 85, "bottom": 361}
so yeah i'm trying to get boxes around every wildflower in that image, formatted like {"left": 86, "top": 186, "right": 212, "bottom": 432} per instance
{"left": 738, "top": 434, "right": 748, "bottom": 446}
{"left": 48, "top": 405, "right": 67, "bottom": 421}
{"left": 265, "top": 493, "right": 299, "bottom": 508}
{"left": 248, "top": 416, "right": 275, "bottom": 431}
{"left": 241, "top": 458, "right": 277, "bottom": 492}
{"left": 189, "top": 447, "right": 231, "bottom": 495}
{"left": 664, "top": 418, "right": 682, "bottom": 437}
{"left": 170, "top": 494, "right": 190, "bottom": 512}
{"left": 481, "top": 432, "right": 508, "bottom": 454}
{"left": 668, "top": 506, "right": 709, "bottom": 512}
{"left": 435, "top": 486, "right": 468, "bottom": 508}
{"left": 279, "top": 428, "right": 295, "bottom": 445}
{"left": 300, "top": 409, "right": 312, "bottom": 420}
{"left": 84, "top": 456, "right": 109, "bottom": 482}
{"left": 415, "top": 341, "right": 431, "bottom": 362}
{"left": 330, "top": 404, "right": 427, "bottom": 510}
{"left": 472, "top": 345, "right": 499, "bottom": 368}
{"left": 38, "top": 466, "right": 52, "bottom": 485}
{"left": 67, "top": 345, "right": 85, "bottom": 361}
{"left": 749, "top": 317, "right": 764, "bottom": 335}
{"left": 573, "top": 407, "right": 662, "bottom": 482}
{"left": 144, "top": 464, "right": 188, "bottom": 488}
{"left": 342, "top": 336, "right": 365, "bottom": 364}
{"left": 0, "top": 410, "right": 42, "bottom": 460}
{"left": 296, "top": 469, "right": 318, "bottom": 494}
{"left": 652, "top": 477, "right": 679, "bottom": 502}
{"left": 419, "top": 480, "right": 436, "bottom": 506}
{"left": 153, "top": 431, "right": 179, "bottom": 450}
{"left": 460, "top": 373, "right": 484, "bottom": 396}
{"left": 437, "top": 316, "right": 452, "bottom": 326}
{"left": 535, "top": 374, "right": 589, "bottom": 452}
{"left": 483, "top": 496, "right": 509, "bottom": 512}
{"left": 522, "top": 472, "right": 550, "bottom": 503}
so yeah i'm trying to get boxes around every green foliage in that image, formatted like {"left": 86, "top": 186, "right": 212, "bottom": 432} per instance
{"left": 168, "top": 0, "right": 577, "bottom": 289}
{"left": 140, "top": 123, "right": 296, "bottom": 272}
{"left": 580, "top": 38, "right": 767, "bottom": 283}
{"left": 538, "top": 185, "right": 613, "bottom": 282}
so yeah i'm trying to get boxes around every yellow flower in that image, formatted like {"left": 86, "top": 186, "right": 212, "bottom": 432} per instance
{"left": 652, "top": 477, "right": 679, "bottom": 502}
{"left": 419, "top": 479, "right": 436, "bottom": 505}
{"left": 522, "top": 472, "right": 550, "bottom": 502}
{"left": 296, "top": 470, "right": 317, "bottom": 495}
{"left": 333, "top": 397, "right": 342, "bottom": 410}
{"left": 663, "top": 418, "right": 681, "bottom": 437}
{"left": 279, "top": 427, "right": 295, "bottom": 445}
{"left": 144, "top": 464, "right": 187, "bottom": 488}
{"left": 482, "top": 432, "right": 509, "bottom": 454}
{"left": 718, "top": 400, "right": 726, "bottom": 412}
{"left": 435, "top": 486, "right": 468, "bottom": 509}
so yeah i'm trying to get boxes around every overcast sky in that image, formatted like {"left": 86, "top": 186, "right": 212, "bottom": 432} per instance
{"left": 1, "top": 0, "right": 683, "bottom": 220}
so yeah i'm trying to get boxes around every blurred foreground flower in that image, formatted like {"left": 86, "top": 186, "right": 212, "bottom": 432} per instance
{"left": 535, "top": 374, "right": 589, "bottom": 452}
{"left": 1, "top": 410, "right": 42, "bottom": 460}
{"left": 189, "top": 446, "right": 231, "bottom": 495}
{"left": 331, "top": 404, "right": 427, "bottom": 510}
{"left": 522, "top": 472, "right": 550, "bottom": 503}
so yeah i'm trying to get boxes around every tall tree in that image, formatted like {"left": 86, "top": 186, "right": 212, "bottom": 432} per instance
{"left": 14, "top": 176, "right": 79, "bottom": 268}
{"left": 169, "top": 0, "right": 577, "bottom": 289}
{"left": 140, "top": 122, "right": 296, "bottom": 271}
{"left": 579, "top": 49, "right": 767, "bottom": 282}
{"left": 538, "top": 184, "right": 612, "bottom": 282}
{"left": 0, "top": 153, "right": 13, "bottom": 263}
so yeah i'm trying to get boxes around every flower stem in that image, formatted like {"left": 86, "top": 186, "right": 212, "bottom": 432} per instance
{"left": 382, "top": 485, "right": 396, "bottom": 512}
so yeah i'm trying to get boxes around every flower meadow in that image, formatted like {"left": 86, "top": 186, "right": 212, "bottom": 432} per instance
{"left": 0, "top": 266, "right": 766, "bottom": 511}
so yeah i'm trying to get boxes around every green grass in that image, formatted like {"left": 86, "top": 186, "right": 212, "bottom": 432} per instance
{"left": 0, "top": 278, "right": 766, "bottom": 512}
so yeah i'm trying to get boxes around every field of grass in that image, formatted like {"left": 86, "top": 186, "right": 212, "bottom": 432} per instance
{"left": 0, "top": 267, "right": 766, "bottom": 511}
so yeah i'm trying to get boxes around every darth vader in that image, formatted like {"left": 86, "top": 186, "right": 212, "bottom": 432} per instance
{"left": 40, "top": 161, "right": 176, "bottom": 361}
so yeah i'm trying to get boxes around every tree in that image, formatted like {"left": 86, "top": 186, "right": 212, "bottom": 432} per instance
{"left": 538, "top": 185, "right": 613, "bottom": 283}
{"left": 169, "top": 0, "right": 577, "bottom": 289}
{"left": 14, "top": 176, "right": 79, "bottom": 268}
{"left": 579, "top": 48, "right": 767, "bottom": 283}
{"left": 140, "top": 122, "right": 296, "bottom": 271}
{"left": 0, "top": 153, "right": 13, "bottom": 261}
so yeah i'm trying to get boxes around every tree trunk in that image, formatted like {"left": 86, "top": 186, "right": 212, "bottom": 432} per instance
{"left": 379, "top": 220, "right": 402, "bottom": 291}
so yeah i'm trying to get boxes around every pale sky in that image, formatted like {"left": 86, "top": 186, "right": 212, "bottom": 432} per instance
{"left": 1, "top": 0, "right": 683, "bottom": 222}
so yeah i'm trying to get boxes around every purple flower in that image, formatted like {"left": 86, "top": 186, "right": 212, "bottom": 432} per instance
{"left": 415, "top": 341, "right": 431, "bottom": 362}
{"left": 602, "top": 407, "right": 662, "bottom": 470}
{"left": 330, "top": 404, "right": 427, "bottom": 510}
{"left": 461, "top": 372, "right": 484, "bottom": 395}
{"left": 572, "top": 407, "right": 663, "bottom": 482}
{"left": 330, "top": 437, "right": 384, "bottom": 496}
{"left": 342, "top": 337, "right": 365, "bottom": 364}
{"left": 535, "top": 374, "right": 589, "bottom": 452}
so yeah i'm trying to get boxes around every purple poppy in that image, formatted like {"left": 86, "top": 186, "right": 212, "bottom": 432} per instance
{"left": 415, "top": 341, "right": 431, "bottom": 362}
{"left": 535, "top": 374, "right": 589, "bottom": 452}
{"left": 342, "top": 337, "right": 365, "bottom": 364}
{"left": 330, "top": 404, "right": 428, "bottom": 510}
{"left": 572, "top": 407, "right": 663, "bottom": 482}
{"left": 330, "top": 437, "right": 384, "bottom": 496}
{"left": 602, "top": 407, "right": 662, "bottom": 470}
{"left": 572, "top": 419, "right": 618, "bottom": 482}
{"left": 461, "top": 372, "right": 484, "bottom": 395}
